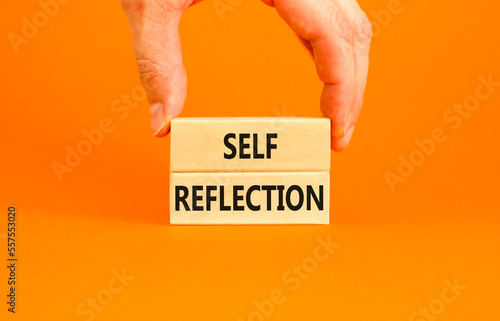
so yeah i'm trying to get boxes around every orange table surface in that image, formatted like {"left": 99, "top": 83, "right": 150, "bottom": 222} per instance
{"left": 1, "top": 0, "right": 499, "bottom": 320}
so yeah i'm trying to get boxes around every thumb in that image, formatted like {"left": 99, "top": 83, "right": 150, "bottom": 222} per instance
{"left": 121, "top": 0, "right": 190, "bottom": 137}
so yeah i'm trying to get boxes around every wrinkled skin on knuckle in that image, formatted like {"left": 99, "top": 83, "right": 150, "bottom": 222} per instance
{"left": 136, "top": 58, "right": 166, "bottom": 89}
{"left": 352, "top": 11, "right": 372, "bottom": 46}
{"left": 332, "top": 10, "right": 353, "bottom": 42}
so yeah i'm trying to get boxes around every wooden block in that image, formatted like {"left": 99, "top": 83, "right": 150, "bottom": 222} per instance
{"left": 170, "top": 172, "right": 329, "bottom": 225}
{"left": 170, "top": 118, "right": 330, "bottom": 172}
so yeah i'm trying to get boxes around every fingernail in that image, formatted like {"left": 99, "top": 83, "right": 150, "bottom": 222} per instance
{"left": 150, "top": 103, "right": 170, "bottom": 137}
{"left": 341, "top": 126, "right": 355, "bottom": 150}
{"left": 343, "top": 113, "right": 352, "bottom": 137}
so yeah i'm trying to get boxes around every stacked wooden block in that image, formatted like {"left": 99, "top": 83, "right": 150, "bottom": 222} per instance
{"left": 169, "top": 118, "right": 331, "bottom": 225}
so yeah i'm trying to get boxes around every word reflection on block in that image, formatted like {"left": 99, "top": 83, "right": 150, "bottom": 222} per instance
{"left": 169, "top": 118, "right": 331, "bottom": 225}
{"left": 170, "top": 172, "right": 329, "bottom": 225}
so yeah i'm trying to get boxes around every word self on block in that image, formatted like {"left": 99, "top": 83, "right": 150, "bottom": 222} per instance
{"left": 169, "top": 117, "right": 331, "bottom": 225}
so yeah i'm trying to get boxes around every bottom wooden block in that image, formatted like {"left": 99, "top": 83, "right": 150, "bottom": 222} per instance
{"left": 170, "top": 172, "right": 329, "bottom": 225}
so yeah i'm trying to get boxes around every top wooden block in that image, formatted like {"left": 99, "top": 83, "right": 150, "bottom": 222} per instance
{"left": 170, "top": 118, "right": 330, "bottom": 172}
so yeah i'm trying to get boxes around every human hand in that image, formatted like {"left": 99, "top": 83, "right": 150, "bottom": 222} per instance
{"left": 121, "top": 0, "right": 372, "bottom": 151}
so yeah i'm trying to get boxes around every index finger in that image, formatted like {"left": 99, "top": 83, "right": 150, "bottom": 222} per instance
{"left": 271, "top": 0, "right": 372, "bottom": 150}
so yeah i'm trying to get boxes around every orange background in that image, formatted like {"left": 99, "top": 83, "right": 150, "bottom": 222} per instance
{"left": 1, "top": 0, "right": 499, "bottom": 320}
